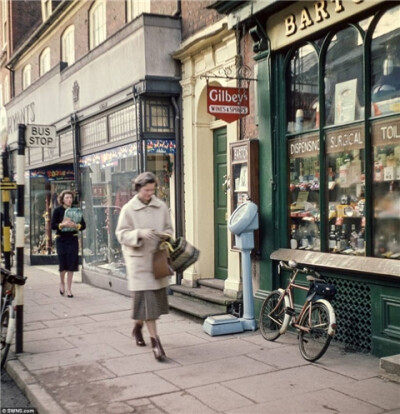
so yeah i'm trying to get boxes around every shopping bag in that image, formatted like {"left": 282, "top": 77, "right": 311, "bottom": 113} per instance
{"left": 153, "top": 243, "right": 173, "bottom": 279}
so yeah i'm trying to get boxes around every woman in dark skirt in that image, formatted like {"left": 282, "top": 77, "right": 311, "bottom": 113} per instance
{"left": 115, "top": 172, "right": 173, "bottom": 361}
{"left": 51, "top": 190, "right": 86, "bottom": 298}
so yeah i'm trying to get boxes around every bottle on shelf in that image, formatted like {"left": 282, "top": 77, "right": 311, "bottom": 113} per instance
{"left": 290, "top": 224, "right": 298, "bottom": 249}
{"left": 339, "top": 224, "right": 348, "bottom": 251}
{"left": 350, "top": 224, "right": 358, "bottom": 250}
{"left": 301, "top": 228, "right": 309, "bottom": 248}
{"left": 329, "top": 224, "right": 336, "bottom": 252}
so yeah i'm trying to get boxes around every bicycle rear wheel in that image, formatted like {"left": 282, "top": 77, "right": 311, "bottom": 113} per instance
{"left": 298, "top": 301, "right": 332, "bottom": 362}
{"left": 259, "top": 290, "right": 286, "bottom": 341}
{"left": 1, "top": 305, "right": 11, "bottom": 369}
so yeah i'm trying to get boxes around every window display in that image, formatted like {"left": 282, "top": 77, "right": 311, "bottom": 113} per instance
{"left": 29, "top": 166, "right": 75, "bottom": 257}
{"left": 372, "top": 118, "right": 400, "bottom": 259}
{"left": 326, "top": 125, "right": 365, "bottom": 255}
{"left": 288, "top": 134, "right": 320, "bottom": 251}
{"left": 80, "top": 140, "right": 176, "bottom": 276}
{"left": 285, "top": 4, "right": 399, "bottom": 259}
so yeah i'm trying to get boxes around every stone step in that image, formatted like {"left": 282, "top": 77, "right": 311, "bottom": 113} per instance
{"left": 198, "top": 278, "right": 225, "bottom": 291}
{"left": 170, "top": 284, "right": 238, "bottom": 306}
{"left": 168, "top": 294, "right": 227, "bottom": 320}
{"left": 380, "top": 354, "right": 400, "bottom": 383}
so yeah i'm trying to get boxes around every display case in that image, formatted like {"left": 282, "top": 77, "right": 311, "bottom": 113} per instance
{"left": 229, "top": 139, "right": 259, "bottom": 253}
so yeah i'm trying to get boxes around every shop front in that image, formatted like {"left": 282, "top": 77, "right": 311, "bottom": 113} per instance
{"left": 217, "top": 0, "right": 400, "bottom": 356}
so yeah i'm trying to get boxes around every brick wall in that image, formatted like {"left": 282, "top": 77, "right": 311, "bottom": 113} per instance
{"left": 180, "top": 0, "right": 222, "bottom": 40}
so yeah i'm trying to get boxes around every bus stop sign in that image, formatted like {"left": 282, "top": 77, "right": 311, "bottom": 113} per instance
{"left": 26, "top": 124, "right": 56, "bottom": 148}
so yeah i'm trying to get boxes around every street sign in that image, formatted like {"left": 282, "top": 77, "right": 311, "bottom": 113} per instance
{"left": 26, "top": 124, "right": 56, "bottom": 148}
{"left": 0, "top": 180, "right": 17, "bottom": 190}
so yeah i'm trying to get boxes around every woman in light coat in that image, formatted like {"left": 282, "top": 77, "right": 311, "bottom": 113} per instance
{"left": 115, "top": 172, "right": 173, "bottom": 361}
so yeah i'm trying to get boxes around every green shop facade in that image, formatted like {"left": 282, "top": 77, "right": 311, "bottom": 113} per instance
{"left": 218, "top": 0, "right": 400, "bottom": 357}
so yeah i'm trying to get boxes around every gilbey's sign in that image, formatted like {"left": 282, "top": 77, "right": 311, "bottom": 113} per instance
{"left": 207, "top": 86, "right": 249, "bottom": 123}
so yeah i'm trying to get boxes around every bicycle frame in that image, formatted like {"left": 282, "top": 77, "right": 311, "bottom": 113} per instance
{"left": 273, "top": 267, "right": 335, "bottom": 336}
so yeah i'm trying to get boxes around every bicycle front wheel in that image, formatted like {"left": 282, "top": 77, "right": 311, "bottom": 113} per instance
{"left": 298, "top": 301, "right": 332, "bottom": 362}
{"left": 1, "top": 305, "right": 11, "bottom": 369}
{"left": 259, "top": 290, "right": 286, "bottom": 341}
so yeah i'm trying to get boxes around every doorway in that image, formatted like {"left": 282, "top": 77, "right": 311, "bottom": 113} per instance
{"left": 213, "top": 127, "right": 228, "bottom": 279}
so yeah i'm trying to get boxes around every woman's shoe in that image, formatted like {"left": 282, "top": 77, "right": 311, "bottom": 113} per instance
{"left": 67, "top": 291, "right": 73, "bottom": 298}
{"left": 59, "top": 290, "right": 64, "bottom": 296}
{"left": 132, "top": 323, "right": 146, "bottom": 346}
{"left": 150, "top": 336, "right": 166, "bottom": 361}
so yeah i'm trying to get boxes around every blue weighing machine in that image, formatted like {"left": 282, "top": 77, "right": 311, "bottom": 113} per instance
{"left": 203, "top": 200, "right": 259, "bottom": 336}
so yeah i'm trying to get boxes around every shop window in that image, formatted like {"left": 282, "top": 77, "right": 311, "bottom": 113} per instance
{"left": 287, "top": 45, "right": 320, "bottom": 251}
{"left": 80, "top": 144, "right": 138, "bottom": 274}
{"left": 286, "top": 44, "right": 319, "bottom": 134}
{"left": 371, "top": 6, "right": 400, "bottom": 260}
{"left": 145, "top": 139, "right": 175, "bottom": 206}
{"left": 371, "top": 5, "right": 400, "bottom": 117}
{"left": 325, "top": 27, "right": 364, "bottom": 126}
{"left": 143, "top": 98, "right": 174, "bottom": 133}
{"left": 285, "top": 4, "right": 399, "bottom": 259}
{"left": 29, "top": 166, "right": 75, "bottom": 256}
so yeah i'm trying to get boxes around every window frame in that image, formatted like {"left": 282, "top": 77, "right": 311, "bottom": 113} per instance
{"left": 89, "top": 0, "right": 106, "bottom": 50}
{"left": 61, "top": 25, "right": 75, "bottom": 66}
{"left": 39, "top": 47, "right": 51, "bottom": 76}
{"left": 22, "top": 65, "right": 32, "bottom": 90}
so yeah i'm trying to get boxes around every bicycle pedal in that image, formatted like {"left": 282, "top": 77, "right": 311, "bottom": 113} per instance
{"left": 285, "top": 307, "right": 295, "bottom": 316}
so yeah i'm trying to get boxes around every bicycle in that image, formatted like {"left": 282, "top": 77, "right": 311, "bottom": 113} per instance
{"left": 1, "top": 267, "right": 27, "bottom": 369}
{"left": 259, "top": 260, "right": 337, "bottom": 362}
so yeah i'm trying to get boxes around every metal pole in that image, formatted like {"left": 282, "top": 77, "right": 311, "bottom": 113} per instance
{"left": 1, "top": 146, "right": 11, "bottom": 270}
{"left": 15, "top": 123, "right": 25, "bottom": 353}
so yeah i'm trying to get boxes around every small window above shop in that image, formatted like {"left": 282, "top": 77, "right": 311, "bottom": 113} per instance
{"left": 143, "top": 98, "right": 174, "bottom": 134}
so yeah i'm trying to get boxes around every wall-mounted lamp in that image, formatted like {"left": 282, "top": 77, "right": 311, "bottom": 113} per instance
{"left": 249, "top": 25, "right": 268, "bottom": 53}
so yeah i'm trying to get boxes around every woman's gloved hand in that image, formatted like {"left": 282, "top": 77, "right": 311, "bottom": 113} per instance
{"left": 139, "top": 229, "right": 159, "bottom": 241}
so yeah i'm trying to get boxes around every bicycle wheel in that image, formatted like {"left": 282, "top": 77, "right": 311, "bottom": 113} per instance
{"left": 259, "top": 290, "right": 286, "bottom": 341}
{"left": 298, "top": 301, "right": 332, "bottom": 362}
{"left": 1, "top": 305, "right": 11, "bottom": 369}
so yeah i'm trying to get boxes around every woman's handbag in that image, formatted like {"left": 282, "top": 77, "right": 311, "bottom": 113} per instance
{"left": 157, "top": 234, "right": 200, "bottom": 273}
{"left": 153, "top": 243, "right": 173, "bottom": 279}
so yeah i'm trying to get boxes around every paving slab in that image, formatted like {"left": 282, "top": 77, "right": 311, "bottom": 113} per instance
{"left": 4, "top": 265, "right": 400, "bottom": 414}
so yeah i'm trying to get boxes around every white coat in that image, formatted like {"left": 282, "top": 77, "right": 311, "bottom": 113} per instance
{"left": 115, "top": 194, "right": 173, "bottom": 291}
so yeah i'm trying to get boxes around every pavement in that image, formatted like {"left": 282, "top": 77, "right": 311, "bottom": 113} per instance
{"left": 3, "top": 265, "right": 400, "bottom": 414}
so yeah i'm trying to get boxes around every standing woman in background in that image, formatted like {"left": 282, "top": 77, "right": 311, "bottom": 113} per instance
{"left": 115, "top": 172, "right": 173, "bottom": 361}
{"left": 51, "top": 190, "right": 86, "bottom": 298}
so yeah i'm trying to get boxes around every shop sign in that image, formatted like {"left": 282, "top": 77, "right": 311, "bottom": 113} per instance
{"left": 30, "top": 165, "right": 74, "bottom": 181}
{"left": 371, "top": 118, "right": 400, "bottom": 147}
{"left": 207, "top": 86, "right": 249, "bottom": 123}
{"left": 289, "top": 134, "right": 319, "bottom": 158}
{"left": 26, "top": 124, "right": 56, "bottom": 148}
{"left": 232, "top": 144, "right": 248, "bottom": 162}
{"left": 267, "top": 0, "right": 385, "bottom": 51}
{"left": 326, "top": 125, "right": 364, "bottom": 154}
{"left": 146, "top": 139, "right": 176, "bottom": 154}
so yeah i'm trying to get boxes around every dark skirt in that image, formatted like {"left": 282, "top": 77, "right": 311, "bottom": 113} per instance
{"left": 56, "top": 236, "right": 79, "bottom": 272}
{"left": 132, "top": 288, "right": 169, "bottom": 321}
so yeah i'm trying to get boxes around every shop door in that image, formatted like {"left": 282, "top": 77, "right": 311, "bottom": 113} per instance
{"left": 214, "top": 128, "right": 228, "bottom": 280}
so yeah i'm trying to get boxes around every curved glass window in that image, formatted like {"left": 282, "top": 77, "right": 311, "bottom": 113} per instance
{"left": 371, "top": 5, "right": 400, "bottom": 259}
{"left": 371, "top": 5, "right": 400, "bottom": 116}
{"left": 286, "top": 44, "right": 319, "bottom": 134}
{"left": 325, "top": 27, "right": 364, "bottom": 126}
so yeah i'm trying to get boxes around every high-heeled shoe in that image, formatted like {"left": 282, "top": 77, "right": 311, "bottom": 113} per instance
{"left": 150, "top": 336, "right": 166, "bottom": 361}
{"left": 132, "top": 323, "right": 146, "bottom": 346}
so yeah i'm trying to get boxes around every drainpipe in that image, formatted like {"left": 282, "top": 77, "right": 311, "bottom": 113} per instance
{"left": 172, "top": 96, "right": 184, "bottom": 285}
{"left": 70, "top": 114, "right": 81, "bottom": 202}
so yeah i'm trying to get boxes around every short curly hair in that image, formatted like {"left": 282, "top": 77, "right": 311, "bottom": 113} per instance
{"left": 57, "top": 190, "right": 75, "bottom": 205}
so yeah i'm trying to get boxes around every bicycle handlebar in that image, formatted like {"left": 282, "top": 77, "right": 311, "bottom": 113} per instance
{"left": 279, "top": 260, "right": 320, "bottom": 277}
{"left": 1, "top": 268, "right": 27, "bottom": 286}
